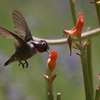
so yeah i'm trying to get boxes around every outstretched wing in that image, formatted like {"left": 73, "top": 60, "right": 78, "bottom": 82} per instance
{"left": 12, "top": 9, "right": 33, "bottom": 42}
{"left": 0, "top": 26, "right": 27, "bottom": 48}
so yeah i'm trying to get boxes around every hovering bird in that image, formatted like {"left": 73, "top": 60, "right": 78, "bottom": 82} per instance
{"left": 0, "top": 9, "right": 50, "bottom": 68}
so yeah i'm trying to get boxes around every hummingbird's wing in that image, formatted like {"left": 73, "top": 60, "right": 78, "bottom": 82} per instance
{"left": 12, "top": 9, "right": 33, "bottom": 42}
{"left": 0, "top": 26, "right": 28, "bottom": 48}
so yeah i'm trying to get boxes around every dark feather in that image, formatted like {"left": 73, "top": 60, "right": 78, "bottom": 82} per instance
{"left": 12, "top": 9, "right": 33, "bottom": 42}
{"left": 0, "top": 26, "right": 27, "bottom": 48}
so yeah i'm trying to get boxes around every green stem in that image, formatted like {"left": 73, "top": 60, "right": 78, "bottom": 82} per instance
{"left": 48, "top": 91, "right": 54, "bottom": 100}
{"left": 56, "top": 93, "right": 61, "bottom": 100}
{"left": 69, "top": 0, "right": 77, "bottom": 25}
{"left": 48, "top": 83, "right": 54, "bottom": 100}
{"left": 94, "top": 0, "right": 100, "bottom": 26}
{"left": 46, "top": 70, "right": 54, "bottom": 100}
{"left": 48, "top": 83, "right": 53, "bottom": 94}
{"left": 95, "top": 88, "right": 100, "bottom": 100}
{"left": 81, "top": 47, "right": 93, "bottom": 100}
{"left": 87, "top": 39, "right": 94, "bottom": 97}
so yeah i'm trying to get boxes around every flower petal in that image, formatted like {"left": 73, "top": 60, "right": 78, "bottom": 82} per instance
{"left": 49, "top": 50, "right": 58, "bottom": 60}
{"left": 63, "top": 12, "right": 84, "bottom": 39}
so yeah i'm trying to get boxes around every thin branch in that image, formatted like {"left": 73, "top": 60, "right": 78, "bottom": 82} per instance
{"left": 33, "top": 28, "right": 100, "bottom": 45}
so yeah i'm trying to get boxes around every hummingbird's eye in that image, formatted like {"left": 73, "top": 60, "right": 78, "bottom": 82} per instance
{"left": 42, "top": 42, "right": 46, "bottom": 47}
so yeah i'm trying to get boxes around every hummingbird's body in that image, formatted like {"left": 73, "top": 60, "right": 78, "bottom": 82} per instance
{"left": 0, "top": 9, "right": 49, "bottom": 68}
{"left": 4, "top": 41, "right": 38, "bottom": 67}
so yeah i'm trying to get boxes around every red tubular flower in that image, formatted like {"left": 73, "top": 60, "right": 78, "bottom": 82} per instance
{"left": 68, "top": 36, "right": 72, "bottom": 56}
{"left": 63, "top": 12, "right": 84, "bottom": 39}
{"left": 47, "top": 50, "right": 57, "bottom": 73}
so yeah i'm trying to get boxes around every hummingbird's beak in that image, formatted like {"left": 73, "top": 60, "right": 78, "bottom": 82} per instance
{"left": 47, "top": 50, "right": 50, "bottom": 55}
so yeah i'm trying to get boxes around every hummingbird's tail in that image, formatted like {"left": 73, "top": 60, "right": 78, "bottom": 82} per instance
{"left": 4, "top": 55, "right": 15, "bottom": 66}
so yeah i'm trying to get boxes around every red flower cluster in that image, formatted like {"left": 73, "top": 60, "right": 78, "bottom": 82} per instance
{"left": 63, "top": 12, "right": 84, "bottom": 55}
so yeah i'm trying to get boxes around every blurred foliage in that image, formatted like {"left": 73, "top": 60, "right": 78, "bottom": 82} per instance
{"left": 0, "top": 0, "right": 99, "bottom": 100}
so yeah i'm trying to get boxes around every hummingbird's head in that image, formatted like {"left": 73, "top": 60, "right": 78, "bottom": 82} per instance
{"left": 33, "top": 40, "right": 50, "bottom": 54}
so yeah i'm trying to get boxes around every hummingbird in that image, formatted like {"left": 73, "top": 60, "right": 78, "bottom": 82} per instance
{"left": 0, "top": 9, "right": 50, "bottom": 68}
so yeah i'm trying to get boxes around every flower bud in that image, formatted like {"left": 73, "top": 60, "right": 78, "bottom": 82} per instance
{"left": 47, "top": 50, "right": 58, "bottom": 73}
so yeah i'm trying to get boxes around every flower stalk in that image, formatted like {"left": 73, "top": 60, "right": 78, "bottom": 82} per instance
{"left": 63, "top": 12, "right": 94, "bottom": 100}
{"left": 56, "top": 93, "right": 61, "bottom": 100}
{"left": 69, "top": 0, "right": 77, "bottom": 25}
{"left": 44, "top": 50, "right": 58, "bottom": 100}
{"left": 95, "top": 88, "right": 100, "bottom": 100}
{"left": 95, "top": 74, "right": 100, "bottom": 100}
{"left": 87, "top": 39, "right": 94, "bottom": 96}
{"left": 90, "top": 0, "right": 100, "bottom": 26}
{"left": 80, "top": 42, "right": 93, "bottom": 100}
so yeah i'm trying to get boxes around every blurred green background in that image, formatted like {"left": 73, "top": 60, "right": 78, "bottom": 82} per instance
{"left": 0, "top": 0, "right": 99, "bottom": 100}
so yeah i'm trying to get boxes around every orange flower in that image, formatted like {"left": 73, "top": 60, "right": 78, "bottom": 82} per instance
{"left": 63, "top": 12, "right": 84, "bottom": 39}
{"left": 47, "top": 50, "right": 57, "bottom": 73}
